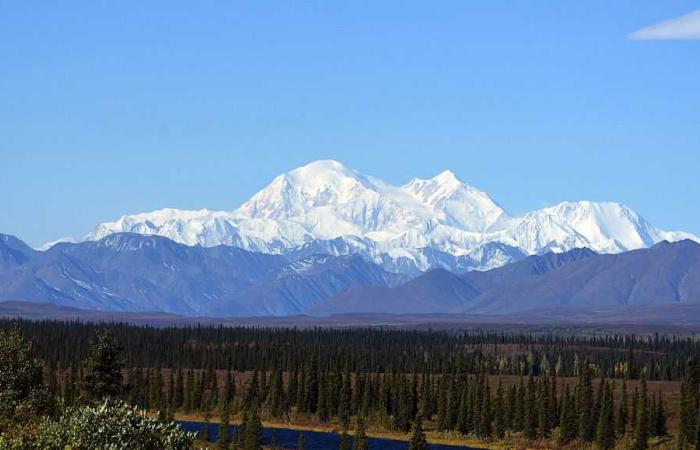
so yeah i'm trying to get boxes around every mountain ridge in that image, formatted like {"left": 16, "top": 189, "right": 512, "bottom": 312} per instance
{"left": 82, "top": 160, "right": 698, "bottom": 274}
{"left": 0, "top": 232, "right": 401, "bottom": 316}
{"left": 321, "top": 239, "right": 700, "bottom": 316}
{"left": 3, "top": 233, "right": 700, "bottom": 318}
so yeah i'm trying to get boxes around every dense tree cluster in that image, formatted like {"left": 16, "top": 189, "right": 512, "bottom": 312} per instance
{"left": 0, "top": 319, "right": 688, "bottom": 449}
{"left": 2, "top": 319, "right": 698, "bottom": 381}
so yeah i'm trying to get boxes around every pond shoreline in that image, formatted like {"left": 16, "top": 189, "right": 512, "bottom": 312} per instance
{"left": 177, "top": 418, "right": 492, "bottom": 450}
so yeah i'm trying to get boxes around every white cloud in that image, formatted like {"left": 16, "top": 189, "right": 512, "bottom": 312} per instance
{"left": 628, "top": 9, "right": 700, "bottom": 40}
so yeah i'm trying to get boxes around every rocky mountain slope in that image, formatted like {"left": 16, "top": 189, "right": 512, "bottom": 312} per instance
{"left": 0, "top": 233, "right": 401, "bottom": 315}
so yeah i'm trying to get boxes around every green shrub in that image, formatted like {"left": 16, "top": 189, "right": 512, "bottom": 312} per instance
{"left": 33, "top": 399, "right": 195, "bottom": 450}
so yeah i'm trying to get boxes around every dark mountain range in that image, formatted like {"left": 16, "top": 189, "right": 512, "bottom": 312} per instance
{"left": 309, "top": 269, "right": 478, "bottom": 315}
{"left": 213, "top": 254, "right": 405, "bottom": 315}
{"left": 0, "top": 233, "right": 400, "bottom": 316}
{"left": 464, "top": 247, "right": 597, "bottom": 292}
{"left": 1, "top": 232, "right": 699, "bottom": 320}
{"left": 319, "top": 240, "right": 700, "bottom": 315}
{"left": 461, "top": 239, "right": 700, "bottom": 314}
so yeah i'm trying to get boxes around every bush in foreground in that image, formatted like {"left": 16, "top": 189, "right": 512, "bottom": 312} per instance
{"left": 31, "top": 399, "right": 195, "bottom": 450}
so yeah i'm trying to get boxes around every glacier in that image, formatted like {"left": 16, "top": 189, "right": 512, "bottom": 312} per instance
{"left": 83, "top": 159, "right": 698, "bottom": 274}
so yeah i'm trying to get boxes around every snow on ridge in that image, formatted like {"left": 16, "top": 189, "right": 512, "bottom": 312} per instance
{"left": 80, "top": 159, "right": 699, "bottom": 271}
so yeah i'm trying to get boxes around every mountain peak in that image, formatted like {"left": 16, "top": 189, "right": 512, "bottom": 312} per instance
{"left": 403, "top": 171, "right": 508, "bottom": 233}
{"left": 432, "top": 170, "right": 460, "bottom": 185}
{"left": 85, "top": 161, "right": 699, "bottom": 271}
{"left": 288, "top": 159, "right": 360, "bottom": 181}
{"left": 298, "top": 159, "right": 349, "bottom": 171}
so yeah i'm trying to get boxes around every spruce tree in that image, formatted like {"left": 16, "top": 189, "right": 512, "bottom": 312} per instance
{"left": 244, "top": 370, "right": 259, "bottom": 411}
{"left": 513, "top": 378, "right": 524, "bottom": 432}
{"left": 194, "top": 371, "right": 204, "bottom": 412}
{"left": 296, "top": 367, "right": 306, "bottom": 412}
{"left": 633, "top": 379, "right": 649, "bottom": 450}
{"left": 592, "top": 377, "right": 604, "bottom": 435}
{"left": 576, "top": 361, "right": 594, "bottom": 441}
{"left": 228, "top": 370, "right": 236, "bottom": 405}
{"left": 338, "top": 365, "right": 352, "bottom": 423}
{"left": 217, "top": 400, "right": 230, "bottom": 446}
{"left": 680, "top": 357, "right": 700, "bottom": 448}
{"left": 210, "top": 367, "right": 220, "bottom": 407}
{"left": 174, "top": 368, "right": 184, "bottom": 410}
{"left": 505, "top": 384, "right": 516, "bottom": 430}
{"left": 409, "top": 372, "right": 419, "bottom": 420}
{"left": 304, "top": 353, "right": 319, "bottom": 414}
{"left": 537, "top": 376, "right": 551, "bottom": 438}
{"left": 353, "top": 416, "right": 369, "bottom": 450}
{"left": 166, "top": 369, "right": 175, "bottom": 409}
{"left": 654, "top": 392, "right": 667, "bottom": 437}
{"left": 550, "top": 376, "right": 559, "bottom": 430}
{"left": 680, "top": 381, "right": 697, "bottom": 448}
{"left": 328, "top": 371, "right": 341, "bottom": 417}
{"left": 436, "top": 375, "right": 448, "bottom": 432}
{"left": 477, "top": 382, "right": 491, "bottom": 438}
{"left": 339, "top": 416, "right": 352, "bottom": 450}
{"left": 352, "top": 373, "right": 365, "bottom": 416}
{"left": 648, "top": 395, "right": 657, "bottom": 438}
{"left": 419, "top": 373, "right": 431, "bottom": 420}
{"left": 558, "top": 384, "right": 577, "bottom": 446}
{"left": 445, "top": 373, "right": 458, "bottom": 431}
{"left": 523, "top": 375, "right": 537, "bottom": 440}
{"left": 258, "top": 371, "right": 269, "bottom": 406}
{"left": 456, "top": 382, "right": 469, "bottom": 434}
{"left": 392, "top": 374, "right": 411, "bottom": 432}
{"left": 408, "top": 415, "right": 429, "bottom": 450}
{"left": 83, "top": 330, "right": 123, "bottom": 401}
{"left": 183, "top": 369, "right": 194, "bottom": 413}
{"left": 268, "top": 369, "right": 284, "bottom": 418}
{"left": 617, "top": 380, "right": 629, "bottom": 436}
{"left": 318, "top": 371, "right": 330, "bottom": 422}
{"left": 467, "top": 376, "right": 478, "bottom": 434}
{"left": 287, "top": 370, "right": 298, "bottom": 410}
{"left": 494, "top": 380, "right": 506, "bottom": 439}
{"left": 243, "top": 405, "right": 263, "bottom": 450}
{"left": 595, "top": 382, "right": 615, "bottom": 450}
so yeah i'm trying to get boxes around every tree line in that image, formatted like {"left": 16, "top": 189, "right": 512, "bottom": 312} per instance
{"left": 7, "top": 319, "right": 700, "bottom": 448}
{"left": 3, "top": 319, "right": 698, "bottom": 380}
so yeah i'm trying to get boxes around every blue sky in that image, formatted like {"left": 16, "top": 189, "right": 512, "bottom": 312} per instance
{"left": 1, "top": 1, "right": 699, "bottom": 246}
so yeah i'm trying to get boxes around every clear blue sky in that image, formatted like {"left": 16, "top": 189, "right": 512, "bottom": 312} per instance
{"left": 2, "top": 1, "right": 699, "bottom": 247}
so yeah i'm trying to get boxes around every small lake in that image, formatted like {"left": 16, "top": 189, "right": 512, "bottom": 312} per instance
{"left": 179, "top": 421, "right": 483, "bottom": 450}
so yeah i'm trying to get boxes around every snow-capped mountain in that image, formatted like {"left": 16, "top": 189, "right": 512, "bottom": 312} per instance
{"left": 403, "top": 170, "right": 509, "bottom": 233}
{"left": 85, "top": 160, "right": 698, "bottom": 273}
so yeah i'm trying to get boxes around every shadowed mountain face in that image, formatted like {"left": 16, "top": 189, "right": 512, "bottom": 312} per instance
{"left": 308, "top": 269, "right": 478, "bottom": 315}
{"left": 316, "top": 241, "right": 700, "bottom": 316}
{"left": 1, "top": 233, "right": 700, "bottom": 319}
{"left": 211, "top": 254, "right": 405, "bottom": 316}
{"left": 464, "top": 247, "right": 598, "bottom": 292}
{"left": 461, "top": 240, "right": 700, "bottom": 314}
{"left": 0, "top": 233, "right": 401, "bottom": 316}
